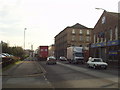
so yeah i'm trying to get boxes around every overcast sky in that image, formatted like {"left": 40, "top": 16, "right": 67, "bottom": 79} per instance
{"left": 0, "top": 0, "right": 119, "bottom": 50}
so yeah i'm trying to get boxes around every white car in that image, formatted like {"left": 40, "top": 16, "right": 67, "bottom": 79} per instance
{"left": 59, "top": 56, "right": 67, "bottom": 61}
{"left": 46, "top": 56, "right": 57, "bottom": 65}
{"left": 87, "top": 58, "right": 108, "bottom": 69}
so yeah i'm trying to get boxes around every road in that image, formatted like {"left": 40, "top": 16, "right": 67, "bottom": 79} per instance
{"left": 2, "top": 58, "right": 119, "bottom": 89}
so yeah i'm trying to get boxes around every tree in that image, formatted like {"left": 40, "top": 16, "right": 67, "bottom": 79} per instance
{"left": 1, "top": 41, "right": 9, "bottom": 53}
{"left": 1, "top": 41, "right": 25, "bottom": 59}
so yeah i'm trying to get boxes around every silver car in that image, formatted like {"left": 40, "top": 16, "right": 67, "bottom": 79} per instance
{"left": 46, "top": 56, "right": 57, "bottom": 65}
{"left": 87, "top": 58, "right": 108, "bottom": 69}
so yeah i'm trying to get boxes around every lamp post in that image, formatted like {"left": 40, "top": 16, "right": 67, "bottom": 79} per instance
{"left": 24, "top": 28, "right": 27, "bottom": 49}
{"left": 95, "top": 8, "right": 106, "bottom": 11}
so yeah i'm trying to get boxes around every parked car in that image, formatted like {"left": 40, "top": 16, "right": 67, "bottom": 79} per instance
{"left": 59, "top": 56, "right": 67, "bottom": 61}
{"left": 87, "top": 58, "right": 108, "bottom": 69}
{"left": 46, "top": 56, "right": 57, "bottom": 65}
{"left": 0, "top": 54, "right": 6, "bottom": 58}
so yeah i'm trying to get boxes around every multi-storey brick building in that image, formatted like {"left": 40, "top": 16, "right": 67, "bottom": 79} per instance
{"left": 55, "top": 23, "right": 93, "bottom": 59}
{"left": 90, "top": 11, "right": 120, "bottom": 66}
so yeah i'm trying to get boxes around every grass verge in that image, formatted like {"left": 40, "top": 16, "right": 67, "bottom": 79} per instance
{"left": 2, "top": 61, "right": 23, "bottom": 72}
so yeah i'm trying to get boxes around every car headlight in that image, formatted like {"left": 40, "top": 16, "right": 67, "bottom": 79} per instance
{"left": 96, "top": 64, "right": 99, "bottom": 66}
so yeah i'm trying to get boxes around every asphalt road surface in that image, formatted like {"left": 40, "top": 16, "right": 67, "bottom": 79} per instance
{"left": 2, "top": 58, "right": 119, "bottom": 89}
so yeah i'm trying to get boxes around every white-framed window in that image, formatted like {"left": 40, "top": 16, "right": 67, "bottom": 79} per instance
{"left": 80, "top": 36, "right": 83, "bottom": 41}
{"left": 115, "top": 27, "right": 118, "bottom": 40}
{"left": 110, "top": 29, "right": 112, "bottom": 41}
{"left": 79, "top": 30, "right": 82, "bottom": 34}
{"left": 97, "top": 36, "right": 99, "bottom": 43}
{"left": 87, "top": 30, "right": 90, "bottom": 35}
{"left": 72, "top": 35, "right": 75, "bottom": 41}
{"left": 86, "top": 36, "right": 89, "bottom": 41}
{"left": 94, "top": 35, "right": 96, "bottom": 43}
{"left": 102, "top": 16, "right": 106, "bottom": 24}
{"left": 72, "top": 29, "right": 75, "bottom": 34}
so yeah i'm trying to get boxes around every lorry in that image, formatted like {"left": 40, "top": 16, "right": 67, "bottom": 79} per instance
{"left": 37, "top": 46, "right": 48, "bottom": 60}
{"left": 67, "top": 46, "right": 84, "bottom": 64}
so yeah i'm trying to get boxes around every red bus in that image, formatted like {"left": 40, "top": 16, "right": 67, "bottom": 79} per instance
{"left": 38, "top": 46, "right": 48, "bottom": 60}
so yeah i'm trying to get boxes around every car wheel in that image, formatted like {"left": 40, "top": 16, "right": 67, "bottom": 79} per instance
{"left": 104, "top": 66, "right": 107, "bottom": 69}
{"left": 93, "top": 65, "right": 96, "bottom": 69}
{"left": 87, "top": 64, "right": 90, "bottom": 68}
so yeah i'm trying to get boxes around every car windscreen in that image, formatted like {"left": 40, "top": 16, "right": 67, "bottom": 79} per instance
{"left": 93, "top": 59, "right": 102, "bottom": 62}
{"left": 75, "top": 53, "right": 83, "bottom": 57}
{"left": 49, "top": 57, "right": 56, "bottom": 60}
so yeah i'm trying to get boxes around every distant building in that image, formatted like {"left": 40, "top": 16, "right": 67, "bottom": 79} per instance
{"left": 24, "top": 49, "right": 34, "bottom": 57}
{"left": 55, "top": 23, "right": 93, "bottom": 59}
{"left": 90, "top": 11, "right": 120, "bottom": 66}
{"left": 48, "top": 44, "right": 55, "bottom": 56}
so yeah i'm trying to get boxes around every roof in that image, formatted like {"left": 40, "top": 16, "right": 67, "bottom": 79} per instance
{"left": 70, "top": 23, "right": 89, "bottom": 29}
{"left": 93, "top": 11, "right": 119, "bottom": 29}
{"left": 54, "top": 23, "right": 92, "bottom": 38}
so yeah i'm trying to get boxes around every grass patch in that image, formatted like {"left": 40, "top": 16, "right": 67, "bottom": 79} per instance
{"left": 2, "top": 61, "right": 23, "bottom": 72}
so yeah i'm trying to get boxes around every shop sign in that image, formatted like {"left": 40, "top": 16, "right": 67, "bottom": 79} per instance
{"left": 107, "top": 40, "right": 120, "bottom": 46}
{"left": 109, "top": 51, "right": 118, "bottom": 55}
{"left": 91, "top": 42, "right": 106, "bottom": 48}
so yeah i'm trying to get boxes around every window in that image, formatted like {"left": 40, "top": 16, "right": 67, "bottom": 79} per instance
{"left": 104, "top": 38, "right": 106, "bottom": 42}
{"left": 41, "top": 49, "right": 43, "bottom": 51}
{"left": 115, "top": 27, "right": 118, "bottom": 40}
{"left": 87, "top": 30, "right": 90, "bottom": 35}
{"left": 94, "top": 35, "right": 96, "bottom": 43}
{"left": 72, "top": 35, "right": 75, "bottom": 41}
{"left": 110, "top": 29, "right": 112, "bottom": 41}
{"left": 45, "top": 49, "right": 47, "bottom": 51}
{"left": 101, "top": 38, "right": 103, "bottom": 42}
{"left": 102, "top": 16, "right": 106, "bottom": 24}
{"left": 97, "top": 35, "right": 99, "bottom": 43}
{"left": 80, "top": 36, "right": 82, "bottom": 41}
{"left": 79, "top": 30, "right": 82, "bottom": 34}
{"left": 72, "top": 29, "right": 75, "bottom": 34}
{"left": 86, "top": 36, "right": 89, "bottom": 41}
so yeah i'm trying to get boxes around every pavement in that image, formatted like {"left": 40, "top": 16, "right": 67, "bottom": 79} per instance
{"left": 2, "top": 57, "right": 53, "bottom": 88}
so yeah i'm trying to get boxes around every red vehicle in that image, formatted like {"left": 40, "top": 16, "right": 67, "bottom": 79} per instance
{"left": 38, "top": 46, "right": 48, "bottom": 60}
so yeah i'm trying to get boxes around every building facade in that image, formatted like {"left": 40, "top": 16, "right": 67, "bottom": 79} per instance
{"left": 55, "top": 23, "right": 92, "bottom": 59}
{"left": 48, "top": 44, "right": 55, "bottom": 56}
{"left": 90, "top": 11, "right": 120, "bottom": 65}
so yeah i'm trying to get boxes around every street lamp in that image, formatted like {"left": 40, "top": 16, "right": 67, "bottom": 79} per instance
{"left": 24, "top": 28, "right": 27, "bottom": 49}
{"left": 95, "top": 8, "right": 106, "bottom": 11}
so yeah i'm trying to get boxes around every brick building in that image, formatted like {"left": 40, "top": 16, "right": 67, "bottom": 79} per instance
{"left": 55, "top": 23, "right": 93, "bottom": 59}
{"left": 90, "top": 11, "right": 120, "bottom": 66}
